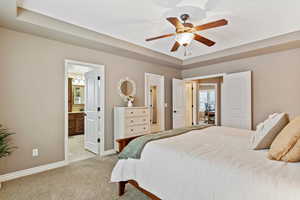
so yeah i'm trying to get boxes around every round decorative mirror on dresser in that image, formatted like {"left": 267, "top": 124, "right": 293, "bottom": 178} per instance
{"left": 118, "top": 77, "right": 136, "bottom": 106}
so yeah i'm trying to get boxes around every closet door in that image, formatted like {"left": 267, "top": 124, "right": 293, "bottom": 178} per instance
{"left": 221, "top": 71, "right": 252, "bottom": 130}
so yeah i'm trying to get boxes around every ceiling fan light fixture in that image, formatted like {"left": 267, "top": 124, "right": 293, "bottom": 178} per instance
{"left": 145, "top": 16, "right": 228, "bottom": 54}
{"left": 175, "top": 32, "right": 194, "bottom": 46}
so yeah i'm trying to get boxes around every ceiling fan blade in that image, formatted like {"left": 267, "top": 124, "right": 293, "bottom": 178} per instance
{"left": 145, "top": 33, "right": 175, "bottom": 41}
{"left": 171, "top": 41, "right": 180, "bottom": 52}
{"left": 194, "top": 19, "right": 228, "bottom": 31}
{"left": 194, "top": 34, "right": 215, "bottom": 47}
{"left": 167, "top": 17, "right": 185, "bottom": 29}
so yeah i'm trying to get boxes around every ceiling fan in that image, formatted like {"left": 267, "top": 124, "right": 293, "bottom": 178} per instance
{"left": 145, "top": 14, "right": 228, "bottom": 54}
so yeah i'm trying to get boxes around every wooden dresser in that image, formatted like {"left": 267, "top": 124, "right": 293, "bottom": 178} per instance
{"left": 114, "top": 107, "right": 150, "bottom": 151}
{"left": 69, "top": 112, "right": 85, "bottom": 136}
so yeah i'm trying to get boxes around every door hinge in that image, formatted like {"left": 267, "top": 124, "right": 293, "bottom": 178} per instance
{"left": 97, "top": 107, "right": 101, "bottom": 112}
{"left": 97, "top": 138, "right": 100, "bottom": 143}
{"left": 97, "top": 76, "right": 100, "bottom": 80}
{"left": 192, "top": 122, "right": 194, "bottom": 125}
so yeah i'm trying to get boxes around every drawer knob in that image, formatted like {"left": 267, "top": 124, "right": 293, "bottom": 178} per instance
{"left": 131, "top": 120, "right": 134, "bottom": 123}
{"left": 131, "top": 112, "right": 133, "bottom": 114}
{"left": 131, "top": 129, "right": 134, "bottom": 132}
{"left": 143, "top": 119, "right": 146, "bottom": 121}
{"left": 143, "top": 127, "right": 146, "bottom": 130}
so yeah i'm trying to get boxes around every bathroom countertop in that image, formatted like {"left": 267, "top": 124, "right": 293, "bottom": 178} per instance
{"left": 68, "top": 111, "right": 85, "bottom": 114}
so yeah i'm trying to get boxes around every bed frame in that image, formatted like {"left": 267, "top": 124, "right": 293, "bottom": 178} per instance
{"left": 119, "top": 180, "right": 161, "bottom": 200}
{"left": 116, "top": 136, "right": 162, "bottom": 200}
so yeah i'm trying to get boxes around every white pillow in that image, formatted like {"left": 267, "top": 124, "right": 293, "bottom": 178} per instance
{"left": 250, "top": 113, "right": 289, "bottom": 150}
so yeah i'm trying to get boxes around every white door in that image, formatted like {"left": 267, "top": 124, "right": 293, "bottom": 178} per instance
{"left": 221, "top": 71, "right": 252, "bottom": 129}
{"left": 84, "top": 70, "right": 102, "bottom": 154}
{"left": 172, "top": 78, "right": 185, "bottom": 128}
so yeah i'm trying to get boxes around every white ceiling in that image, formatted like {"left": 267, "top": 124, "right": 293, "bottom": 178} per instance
{"left": 21, "top": 0, "right": 300, "bottom": 60}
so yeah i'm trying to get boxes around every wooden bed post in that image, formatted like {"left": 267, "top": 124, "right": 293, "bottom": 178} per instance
{"left": 119, "top": 181, "right": 127, "bottom": 196}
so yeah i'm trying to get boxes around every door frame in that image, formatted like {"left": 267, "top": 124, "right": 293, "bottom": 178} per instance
{"left": 145, "top": 73, "right": 165, "bottom": 131}
{"left": 64, "top": 59, "right": 105, "bottom": 163}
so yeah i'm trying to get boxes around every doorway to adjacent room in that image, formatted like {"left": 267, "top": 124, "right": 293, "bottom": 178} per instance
{"left": 173, "top": 76, "right": 222, "bottom": 128}
{"left": 145, "top": 73, "right": 165, "bottom": 132}
{"left": 64, "top": 60, "right": 105, "bottom": 163}
{"left": 172, "top": 71, "right": 252, "bottom": 130}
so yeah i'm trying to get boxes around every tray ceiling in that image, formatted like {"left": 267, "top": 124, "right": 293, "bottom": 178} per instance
{"left": 21, "top": 0, "right": 300, "bottom": 60}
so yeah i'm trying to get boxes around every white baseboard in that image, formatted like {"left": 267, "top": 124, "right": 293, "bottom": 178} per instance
{"left": 68, "top": 154, "right": 96, "bottom": 164}
{"left": 101, "top": 149, "right": 116, "bottom": 156}
{"left": 0, "top": 160, "right": 67, "bottom": 184}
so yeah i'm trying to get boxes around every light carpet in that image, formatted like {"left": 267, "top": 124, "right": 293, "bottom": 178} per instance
{"left": 0, "top": 156, "right": 150, "bottom": 200}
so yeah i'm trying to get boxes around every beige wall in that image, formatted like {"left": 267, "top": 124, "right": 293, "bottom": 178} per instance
{"left": 2, "top": 25, "right": 300, "bottom": 175}
{"left": 182, "top": 48, "right": 300, "bottom": 127}
{"left": 0, "top": 27, "right": 180, "bottom": 174}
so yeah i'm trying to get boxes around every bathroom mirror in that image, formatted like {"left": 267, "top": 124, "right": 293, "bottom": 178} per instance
{"left": 73, "top": 85, "right": 85, "bottom": 105}
{"left": 118, "top": 78, "right": 136, "bottom": 101}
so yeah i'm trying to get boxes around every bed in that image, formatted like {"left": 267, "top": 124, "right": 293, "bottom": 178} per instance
{"left": 111, "top": 126, "right": 300, "bottom": 200}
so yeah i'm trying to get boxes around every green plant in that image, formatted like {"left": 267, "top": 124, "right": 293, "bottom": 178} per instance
{"left": 0, "top": 125, "right": 15, "bottom": 158}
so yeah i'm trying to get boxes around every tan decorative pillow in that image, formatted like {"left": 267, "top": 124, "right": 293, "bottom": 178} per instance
{"left": 268, "top": 116, "right": 300, "bottom": 162}
{"left": 281, "top": 139, "right": 300, "bottom": 162}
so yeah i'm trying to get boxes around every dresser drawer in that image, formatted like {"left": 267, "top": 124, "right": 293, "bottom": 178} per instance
{"left": 126, "top": 108, "right": 148, "bottom": 117}
{"left": 126, "top": 117, "right": 148, "bottom": 126}
{"left": 126, "top": 124, "right": 149, "bottom": 136}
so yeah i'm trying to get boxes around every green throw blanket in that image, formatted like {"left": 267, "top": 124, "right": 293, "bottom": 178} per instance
{"left": 118, "top": 125, "right": 211, "bottom": 160}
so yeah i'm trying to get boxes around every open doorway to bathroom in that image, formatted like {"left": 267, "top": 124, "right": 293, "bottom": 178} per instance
{"left": 65, "top": 60, "right": 105, "bottom": 163}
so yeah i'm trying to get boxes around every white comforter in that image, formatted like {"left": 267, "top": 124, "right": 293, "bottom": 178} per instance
{"left": 111, "top": 126, "right": 300, "bottom": 200}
